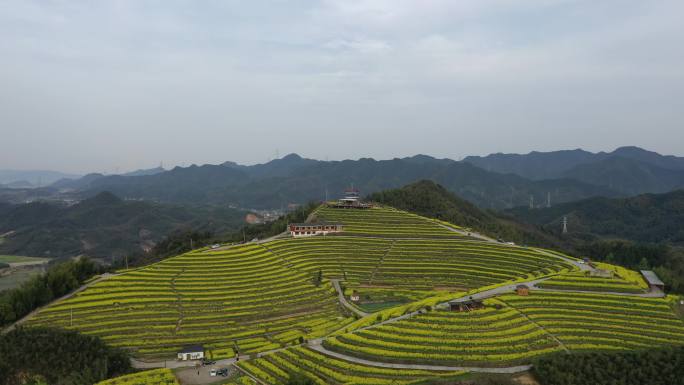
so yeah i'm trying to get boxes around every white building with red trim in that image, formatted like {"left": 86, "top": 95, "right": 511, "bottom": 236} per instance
{"left": 289, "top": 222, "right": 343, "bottom": 237}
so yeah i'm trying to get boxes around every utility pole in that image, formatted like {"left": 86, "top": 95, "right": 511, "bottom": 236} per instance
{"left": 562, "top": 216, "right": 568, "bottom": 234}
{"left": 190, "top": 238, "right": 194, "bottom": 250}
{"left": 547, "top": 192, "right": 551, "bottom": 208}
{"left": 125, "top": 255, "right": 128, "bottom": 270}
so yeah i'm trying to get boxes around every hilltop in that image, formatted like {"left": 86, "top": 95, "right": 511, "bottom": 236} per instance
{"left": 12, "top": 200, "right": 683, "bottom": 385}
{"left": 367, "top": 180, "right": 567, "bottom": 250}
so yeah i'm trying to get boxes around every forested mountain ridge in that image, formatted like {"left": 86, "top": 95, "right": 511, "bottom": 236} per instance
{"left": 562, "top": 156, "right": 684, "bottom": 195}
{"left": 464, "top": 146, "right": 684, "bottom": 195}
{"left": 507, "top": 189, "right": 684, "bottom": 244}
{"left": 51, "top": 154, "right": 617, "bottom": 210}
{"left": 0, "top": 192, "right": 245, "bottom": 259}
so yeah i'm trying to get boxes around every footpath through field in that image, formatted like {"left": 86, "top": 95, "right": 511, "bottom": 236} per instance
{"left": 331, "top": 279, "right": 368, "bottom": 317}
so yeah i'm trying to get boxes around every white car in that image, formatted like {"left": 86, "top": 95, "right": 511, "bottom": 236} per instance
{"left": 210, "top": 369, "right": 217, "bottom": 377}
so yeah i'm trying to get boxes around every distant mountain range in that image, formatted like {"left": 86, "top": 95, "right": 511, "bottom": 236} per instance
{"left": 48, "top": 153, "right": 616, "bottom": 210}
{"left": 464, "top": 146, "right": 684, "bottom": 195}
{"left": 0, "top": 169, "right": 81, "bottom": 187}
{"left": 4, "top": 146, "right": 683, "bottom": 210}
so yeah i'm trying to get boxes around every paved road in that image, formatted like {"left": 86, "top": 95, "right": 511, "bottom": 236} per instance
{"left": 529, "top": 285, "right": 665, "bottom": 298}
{"left": 434, "top": 222, "right": 496, "bottom": 242}
{"left": 203, "top": 231, "right": 289, "bottom": 253}
{"left": 437, "top": 221, "right": 590, "bottom": 272}
{"left": 331, "top": 279, "right": 368, "bottom": 317}
{"left": 439, "top": 278, "right": 550, "bottom": 307}
{"left": 308, "top": 343, "right": 532, "bottom": 373}
{"left": 2, "top": 272, "right": 117, "bottom": 334}
{"left": 7, "top": 260, "right": 49, "bottom": 268}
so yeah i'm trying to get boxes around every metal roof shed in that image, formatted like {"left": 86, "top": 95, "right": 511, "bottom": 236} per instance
{"left": 640, "top": 270, "right": 665, "bottom": 290}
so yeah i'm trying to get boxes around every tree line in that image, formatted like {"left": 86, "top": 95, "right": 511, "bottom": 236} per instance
{"left": 0, "top": 327, "right": 131, "bottom": 385}
{"left": 0, "top": 257, "right": 101, "bottom": 327}
{"left": 534, "top": 346, "right": 684, "bottom": 385}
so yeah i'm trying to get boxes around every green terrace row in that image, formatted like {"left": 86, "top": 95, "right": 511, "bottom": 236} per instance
{"left": 238, "top": 346, "right": 466, "bottom": 385}
{"left": 31, "top": 291, "right": 348, "bottom": 357}
{"left": 95, "top": 369, "right": 179, "bottom": 385}
{"left": 322, "top": 305, "right": 563, "bottom": 366}
{"left": 315, "top": 206, "right": 461, "bottom": 237}
{"left": 29, "top": 244, "right": 350, "bottom": 358}
{"left": 499, "top": 291, "right": 684, "bottom": 352}
{"left": 536, "top": 272, "right": 646, "bottom": 293}
{"left": 265, "top": 237, "right": 573, "bottom": 289}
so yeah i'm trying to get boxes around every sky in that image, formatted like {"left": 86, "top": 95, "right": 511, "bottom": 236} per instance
{"left": 1, "top": 0, "right": 683, "bottom": 174}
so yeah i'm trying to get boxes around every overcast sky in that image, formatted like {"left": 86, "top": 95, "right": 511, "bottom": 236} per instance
{"left": 1, "top": 1, "right": 683, "bottom": 174}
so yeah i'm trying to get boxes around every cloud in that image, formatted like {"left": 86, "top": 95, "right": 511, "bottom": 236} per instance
{"left": 0, "top": 1, "right": 683, "bottom": 173}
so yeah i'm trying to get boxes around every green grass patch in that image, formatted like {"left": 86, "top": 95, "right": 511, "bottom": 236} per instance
{"left": 0, "top": 255, "right": 48, "bottom": 264}
{"left": 358, "top": 300, "right": 409, "bottom": 312}
{"left": 0, "top": 268, "right": 44, "bottom": 291}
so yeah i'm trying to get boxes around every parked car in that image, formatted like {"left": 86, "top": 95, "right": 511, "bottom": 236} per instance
{"left": 210, "top": 369, "right": 217, "bottom": 377}
{"left": 201, "top": 358, "right": 216, "bottom": 366}
{"left": 217, "top": 368, "right": 229, "bottom": 377}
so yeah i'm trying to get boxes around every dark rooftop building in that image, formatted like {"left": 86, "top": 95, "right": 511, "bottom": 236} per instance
{"left": 640, "top": 270, "right": 665, "bottom": 291}
{"left": 448, "top": 298, "right": 484, "bottom": 312}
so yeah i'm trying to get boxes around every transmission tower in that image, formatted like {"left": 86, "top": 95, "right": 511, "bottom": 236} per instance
{"left": 562, "top": 216, "right": 568, "bottom": 234}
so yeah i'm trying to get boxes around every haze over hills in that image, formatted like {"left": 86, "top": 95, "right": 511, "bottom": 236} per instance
{"left": 464, "top": 146, "right": 684, "bottom": 195}
{"left": 47, "top": 153, "right": 617, "bottom": 210}
{"left": 0, "top": 169, "right": 80, "bottom": 187}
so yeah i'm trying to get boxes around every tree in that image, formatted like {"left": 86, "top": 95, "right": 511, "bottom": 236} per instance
{"left": 0, "top": 327, "right": 131, "bottom": 385}
{"left": 285, "top": 373, "right": 315, "bottom": 385}
{"left": 312, "top": 269, "right": 322, "bottom": 287}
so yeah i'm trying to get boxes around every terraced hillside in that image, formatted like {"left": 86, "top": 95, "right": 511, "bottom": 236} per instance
{"left": 265, "top": 237, "right": 573, "bottom": 290}
{"left": 536, "top": 271, "right": 646, "bottom": 293}
{"left": 323, "top": 302, "right": 563, "bottom": 366}
{"left": 238, "top": 346, "right": 466, "bottom": 385}
{"left": 498, "top": 291, "right": 684, "bottom": 351}
{"left": 29, "top": 244, "right": 352, "bottom": 357}
{"left": 95, "top": 369, "right": 179, "bottom": 385}
{"left": 372, "top": 239, "right": 570, "bottom": 290}
{"left": 322, "top": 292, "right": 684, "bottom": 367}
{"left": 23, "top": 203, "right": 684, "bottom": 385}
{"left": 315, "top": 206, "right": 460, "bottom": 237}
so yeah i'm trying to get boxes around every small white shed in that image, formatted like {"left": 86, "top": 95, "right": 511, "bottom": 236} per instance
{"left": 177, "top": 345, "right": 205, "bottom": 361}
